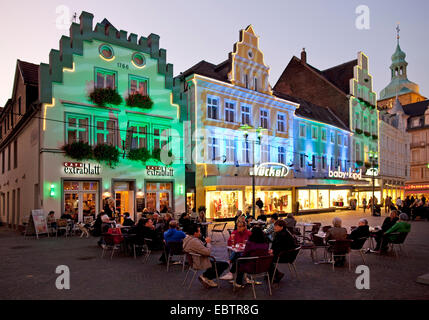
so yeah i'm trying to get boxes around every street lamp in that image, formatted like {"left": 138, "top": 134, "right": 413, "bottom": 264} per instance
{"left": 368, "top": 151, "right": 379, "bottom": 216}
{"left": 239, "top": 125, "right": 266, "bottom": 217}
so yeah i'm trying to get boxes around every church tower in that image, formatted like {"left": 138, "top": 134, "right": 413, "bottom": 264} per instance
{"left": 378, "top": 25, "right": 426, "bottom": 110}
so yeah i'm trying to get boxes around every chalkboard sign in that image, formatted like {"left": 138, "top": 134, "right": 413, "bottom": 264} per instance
{"left": 24, "top": 210, "right": 49, "bottom": 239}
{"left": 136, "top": 198, "right": 145, "bottom": 213}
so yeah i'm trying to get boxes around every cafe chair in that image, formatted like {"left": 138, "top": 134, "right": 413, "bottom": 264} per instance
{"left": 101, "top": 233, "right": 123, "bottom": 259}
{"left": 350, "top": 237, "right": 368, "bottom": 265}
{"left": 327, "top": 240, "right": 352, "bottom": 271}
{"left": 182, "top": 253, "right": 220, "bottom": 290}
{"left": 56, "top": 219, "right": 70, "bottom": 238}
{"left": 272, "top": 246, "right": 301, "bottom": 285}
{"left": 211, "top": 223, "right": 227, "bottom": 242}
{"left": 234, "top": 255, "right": 274, "bottom": 299}
{"left": 165, "top": 241, "right": 186, "bottom": 272}
{"left": 133, "top": 238, "right": 152, "bottom": 263}
{"left": 382, "top": 232, "right": 409, "bottom": 258}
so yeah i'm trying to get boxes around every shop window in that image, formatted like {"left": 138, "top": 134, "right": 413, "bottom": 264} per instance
{"left": 241, "top": 105, "right": 251, "bottom": 125}
{"left": 225, "top": 101, "right": 235, "bottom": 123}
{"left": 207, "top": 96, "right": 219, "bottom": 120}
{"left": 129, "top": 75, "right": 148, "bottom": 96}
{"left": 260, "top": 109, "right": 269, "bottom": 129}
{"left": 299, "top": 124, "right": 306, "bottom": 138}
{"left": 95, "top": 68, "right": 116, "bottom": 89}
{"left": 206, "top": 190, "right": 243, "bottom": 219}
{"left": 66, "top": 114, "right": 90, "bottom": 144}
{"left": 129, "top": 123, "right": 148, "bottom": 149}
{"left": 146, "top": 182, "right": 172, "bottom": 213}
{"left": 321, "top": 128, "right": 327, "bottom": 142}
{"left": 261, "top": 144, "right": 270, "bottom": 163}
{"left": 278, "top": 146, "right": 286, "bottom": 164}
{"left": 63, "top": 181, "right": 99, "bottom": 223}
{"left": 95, "top": 118, "right": 117, "bottom": 146}
{"left": 225, "top": 138, "right": 236, "bottom": 163}
{"left": 245, "top": 189, "right": 292, "bottom": 215}
{"left": 277, "top": 113, "right": 286, "bottom": 132}
{"left": 208, "top": 137, "right": 219, "bottom": 161}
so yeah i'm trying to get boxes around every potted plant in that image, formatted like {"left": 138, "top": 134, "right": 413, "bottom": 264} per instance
{"left": 89, "top": 87, "right": 123, "bottom": 106}
{"left": 93, "top": 144, "right": 120, "bottom": 168}
{"left": 372, "top": 134, "right": 378, "bottom": 140}
{"left": 127, "top": 147, "right": 151, "bottom": 163}
{"left": 355, "top": 128, "right": 363, "bottom": 135}
{"left": 364, "top": 131, "right": 371, "bottom": 137}
{"left": 62, "top": 141, "right": 93, "bottom": 161}
{"left": 126, "top": 93, "right": 153, "bottom": 109}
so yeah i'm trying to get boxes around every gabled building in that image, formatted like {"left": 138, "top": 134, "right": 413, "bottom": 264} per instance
{"left": 174, "top": 26, "right": 300, "bottom": 219}
{"left": 0, "top": 12, "right": 185, "bottom": 228}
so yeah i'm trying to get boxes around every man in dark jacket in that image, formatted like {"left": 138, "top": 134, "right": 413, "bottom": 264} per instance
{"left": 269, "top": 220, "right": 298, "bottom": 284}
{"left": 348, "top": 219, "right": 370, "bottom": 249}
{"left": 132, "top": 218, "right": 161, "bottom": 250}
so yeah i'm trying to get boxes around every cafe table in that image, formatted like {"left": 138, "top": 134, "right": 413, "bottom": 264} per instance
{"left": 312, "top": 231, "right": 332, "bottom": 264}
{"left": 296, "top": 222, "right": 315, "bottom": 244}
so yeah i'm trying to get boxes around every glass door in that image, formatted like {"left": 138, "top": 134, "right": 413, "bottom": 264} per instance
{"left": 63, "top": 181, "right": 99, "bottom": 222}
{"left": 145, "top": 182, "right": 172, "bottom": 212}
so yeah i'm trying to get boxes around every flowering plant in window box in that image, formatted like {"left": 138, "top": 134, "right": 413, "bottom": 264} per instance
{"left": 356, "top": 161, "right": 364, "bottom": 167}
{"left": 62, "top": 142, "right": 93, "bottom": 161}
{"left": 89, "top": 88, "right": 123, "bottom": 106}
{"left": 364, "top": 131, "right": 371, "bottom": 137}
{"left": 151, "top": 148, "right": 175, "bottom": 165}
{"left": 355, "top": 128, "right": 363, "bottom": 135}
{"left": 126, "top": 93, "right": 153, "bottom": 109}
{"left": 127, "top": 147, "right": 151, "bottom": 163}
{"left": 372, "top": 134, "right": 378, "bottom": 140}
{"left": 93, "top": 144, "right": 120, "bottom": 168}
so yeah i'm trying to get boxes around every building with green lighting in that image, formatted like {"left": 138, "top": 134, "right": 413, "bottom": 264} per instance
{"left": 0, "top": 12, "right": 185, "bottom": 228}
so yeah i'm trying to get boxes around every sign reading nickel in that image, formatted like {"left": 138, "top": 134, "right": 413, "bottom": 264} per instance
{"left": 146, "top": 166, "right": 174, "bottom": 176}
{"left": 249, "top": 162, "right": 290, "bottom": 178}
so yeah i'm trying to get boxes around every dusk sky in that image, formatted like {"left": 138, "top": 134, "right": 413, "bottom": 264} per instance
{"left": 1, "top": 0, "right": 428, "bottom": 106}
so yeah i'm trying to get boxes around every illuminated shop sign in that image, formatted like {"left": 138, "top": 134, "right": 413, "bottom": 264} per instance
{"left": 329, "top": 167, "right": 362, "bottom": 180}
{"left": 249, "top": 162, "right": 290, "bottom": 178}
{"left": 63, "top": 162, "right": 101, "bottom": 175}
{"left": 146, "top": 166, "right": 174, "bottom": 176}
{"left": 405, "top": 184, "right": 429, "bottom": 190}
{"left": 365, "top": 168, "right": 379, "bottom": 176}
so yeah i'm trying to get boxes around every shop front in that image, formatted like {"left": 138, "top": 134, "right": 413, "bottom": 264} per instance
{"left": 405, "top": 184, "right": 429, "bottom": 199}
{"left": 297, "top": 187, "right": 351, "bottom": 211}
{"left": 63, "top": 179, "right": 100, "bottom": 223}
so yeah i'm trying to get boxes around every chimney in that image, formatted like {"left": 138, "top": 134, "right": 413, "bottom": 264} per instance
{"left": 301, "top": 48, "right": 307, "bottom": 64}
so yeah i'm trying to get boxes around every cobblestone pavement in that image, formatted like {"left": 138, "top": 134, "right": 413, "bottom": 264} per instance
{"left": 1, "top": 210, "right": 428, "bottom": 300}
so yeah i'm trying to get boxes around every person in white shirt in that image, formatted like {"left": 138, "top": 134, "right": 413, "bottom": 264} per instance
{"left": 396, "top": 197, "right": 403, "bottom": 210}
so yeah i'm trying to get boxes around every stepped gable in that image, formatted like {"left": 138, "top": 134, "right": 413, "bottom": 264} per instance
{"left": 39, "top": 11, "right": 174, "bottom": 104}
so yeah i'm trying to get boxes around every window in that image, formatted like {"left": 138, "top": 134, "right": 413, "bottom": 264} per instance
{"left": 321, "top": 128, "right": 327, "bottom": 142}
{"left": 278, "top": 146, "right": 286, "bottom": 164}
{"left": 245, "top": 74, "right": 249, "bottom": 89}
{"left": 311, "top": 126, "right": 318, "bottom": 140}
{"left": 299, "top": 124, "right": 306, "bottom": 138}
{"left": 330, "top": 157, "right": 334, "bottom": 169}
{"left": 225, "top": 101, "right": 235, "bottom": 123}
{"left": 261, "top": 144, "right": 270, "bottom": 163}
{"left": 241, "top": 105, "right": 251, "bottom": 125}
{"left": 131, "top": 52, "right": 146, "bottom": 68}
{"left": 225, "top": 138, "right": 236, "bottom": 163}
{"left": 207, "top": 97, "right": 219, "bottom": 120}
{"left": 254, "top": 78, "right": 258, "bottom": 91}
{"left": 277, "top": 113, "right": 286, "bottom": 132}
{"left": 337, "top": 134, "right": 342, "bottom": 145}
{"left": 95, "top": 68, "right": 116, "bottom": 89}
{"left": 322, "top": 156, "right": 326, "bottom": 170}
{"left": 1, "top": 151, "right": 4, "bottom": 173}
{"left": 412, "top": 118, "right": 420, "bottom": 128}
{"left": 8, "top": 144, "right": 11, "bottom": 171}
{"left": 242, "top": 141, "right": 251, "bottom": 164}
{"left": 129, "top": 123, "right": 148, "bottom": 149}
{"left": 95, "top": 118, "right": 117, "bottom": 146}
{"left": 18, "top": 97, "right": 21, "bottom": 116}
{"left": 363, "top": 117, "right": 368, "bottom": 132}
{"left": 371, "top": 120, "right": 376, "bottom": 135}
{"left": 260, "top": 109, "right": 269, "bottom": 129}
{"left": 312, "top": 155, "right": 317, "bottom": 171}
{"left": 153, "top": 127, "right": 170, "bottom": 150}
{"left": 208, "top": 137, "right": 219, "bottom": 161}
{"left": 129, "top": 76, "right": 148, "bottom": 95}
{"left": 344, "top": 136, "right": 348, "bottom": 147}
{"left": 355, "top": 113, "right": 361, "bottom": 130}
{"left": 356, "top": 142, "right": 361, "bottom": 161}
{"left": 66, "top": 114, "right": 90, "bottom": 144}
{"left": 99, "top": 44, "right": 114, "bottom": 60}
{"left": 300, "top": 154, "right": 305, "bottom": 169}
{"left": 13, "top": 139, "right": 17, "bottom": 169}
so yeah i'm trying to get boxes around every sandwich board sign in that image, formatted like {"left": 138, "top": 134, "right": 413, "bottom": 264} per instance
{"left": 24, "top": 210, "right": 49, "bottom": 239}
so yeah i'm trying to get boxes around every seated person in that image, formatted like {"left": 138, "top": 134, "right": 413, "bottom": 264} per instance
{"left": 179, "top": 212, "right": 192, "bottom": 234}
{"left": 257, "top": 211, "right": 267, "bottom": 222}
{"left": 378, "top": 213, "right": 411, "bottom": 252}
{"left": 231, "top": 227, "right": 269, "bottom": 288}
{"left": 61, "top": 212, "right": 73, "bottom": 220}
{"left": 348, "top": 218, "right": 370, "bottom": 243}
{"left": 47, "top": 211, "right": 57, "bottom": 232}
{"left": 183, "top": 225, "right": 229, "bottom": 288}
{"left": 372, "top": 211, "right": 399, "bottom": 251}
{"left": 159, "top": 221, "right": 187, "bottom": 264}
{"left": 234, "top": 215, "right": 246, "bottom": 231}
{"left": 263, "top": 213, "right": 279, "bottom": 241}
{"left": 132, "top": 218, "right": 161, "bottom": 250}
{"left": 198, "top": 210, "right": 208, "bottom": 238}
{"left": 233, "top": 210, "right": 243, "bottom": 230}
{"left": 284, "top": 213, "right": 297, "bottom": 229}
{"left": 162, "top": 213, "right": 173, "bottom": 233}
{"left": 269, "top": 220, "right": 299, "bottom": 284}
{"left": 325, "top": 217, "right": 348, "bottom": 266}
{"left": 246, "top": 215, "right": 255, "bottom": 229}
{"left": 122, "top": 212, "right": 135, "bottom": 227}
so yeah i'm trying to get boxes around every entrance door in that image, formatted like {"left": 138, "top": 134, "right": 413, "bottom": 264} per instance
{"left": 113, "top": 181, "right": 135, "bottom": 222}
{"left": 145, "top": 182, "right": 172, "bottom": 212}
{"left": 63, "top": 181, "right": 99, "bottom": 222}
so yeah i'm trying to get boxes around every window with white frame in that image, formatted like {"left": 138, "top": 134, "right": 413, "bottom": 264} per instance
{"left": 312, "top": 155, "right": 317, "bottom": 171}
{"left": 321, "top": 128, "right": 327, "bottom": 142}
{"left": 278, "top": 146, "right": 286, "bottom": 164}
{"left": 242, "top": 140, "right": 251, "bottom": 164}
{"left": 277, "top": 113, "right": 286, "bottom": 132}
{"left": 241, "top": 105, "right": 251, "bottom": 125}
{"left": 311, "top": 126, "right": 318, "bottom": 140}
{"left": 208, "top": 137, "right": 219, "bottom": 161}
{"left": 261, "top": 144, "right": 270, "bottom": 163}
{"left": 355, "top": 113, "right": 361, "bottom": 130}
{"left": 299, "top": 154, "right": 305, "bottom": 169}
{"left": 299, "top": 124, "right": 306, "bottom": 138}
{"left": 95, "top": 68, "right": 116, "bottom": 89}
{"left": 322, "top": 155, "right": 327, "bottom": 170}
{"left": 344, "top": 135, "right": 348, "bottom": 147}
{"left": 129, "top": 122, "right": 149, "bottom": 149}
{"left": 330, "top": 131, "right": 335, "bottom": 144}
{"left": 95, "top": 118, "right": 117, "bottom": 146}
{"left": 66, "top": 114, "right": 90, "bottom": 144}
{"left": 337, "top": 134, "right": 342, "bottom": 145}
{"left": 207, "top": 96, "right": 219, "bottom": 120}
{"left": 224, "top": 101, "right": 235, "bottom": 123}
{"left": 153, "top": 127, "right": 170, "bottom": 150}
{"left": 260, "top": 109, "right": 269, "bottom": 129}
{"left": 225, "top": 138, "right": 235, "bottom": 163}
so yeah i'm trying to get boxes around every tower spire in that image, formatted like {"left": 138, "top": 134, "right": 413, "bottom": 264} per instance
{"left": 396, "top": 23, "right": 400, "bottom": 45}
